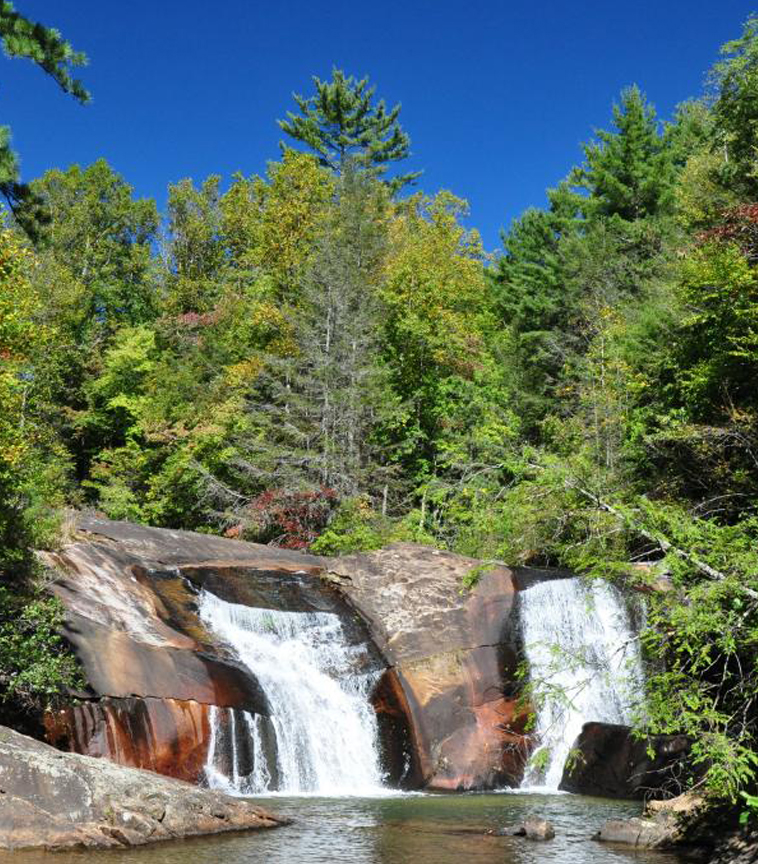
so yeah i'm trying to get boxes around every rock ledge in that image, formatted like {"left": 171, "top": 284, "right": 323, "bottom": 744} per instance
{"left": 0, "top": 725, "right": 287, "bottom": 850}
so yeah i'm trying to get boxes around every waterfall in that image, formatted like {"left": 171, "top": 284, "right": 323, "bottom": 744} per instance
{"left": 519, "top": 578, "right": 645, "bottom": 791}
{"left": 199, "top": 590, "right": 385, "bottom": 796}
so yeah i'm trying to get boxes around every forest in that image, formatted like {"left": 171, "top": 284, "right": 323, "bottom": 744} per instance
{"left": 3, "top": 3, "right": 758, "bottom": 823}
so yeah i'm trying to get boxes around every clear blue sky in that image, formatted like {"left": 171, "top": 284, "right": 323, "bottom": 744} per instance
{"left": 3, "top": 1, "right": 756, "bottom": 250}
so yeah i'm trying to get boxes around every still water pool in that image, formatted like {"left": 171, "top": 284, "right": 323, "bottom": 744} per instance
{"left": 0, "top": 793, "right": 691, "bottom": 864}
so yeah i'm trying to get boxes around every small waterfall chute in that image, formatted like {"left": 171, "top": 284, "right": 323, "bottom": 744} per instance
{"left": 199, "top": 590, "right": 385, "bottom": 796}
{"left": 519, "top": 578, "right": 645, "bottom": 791}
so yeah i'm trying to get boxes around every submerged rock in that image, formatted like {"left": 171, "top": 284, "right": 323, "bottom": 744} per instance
{"left": 0, "top": 725, "right": 287, "bottom": 850}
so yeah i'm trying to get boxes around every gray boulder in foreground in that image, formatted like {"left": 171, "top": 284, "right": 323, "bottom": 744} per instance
{"left": 0, "top": 725, "right": 288, "bottom": 850}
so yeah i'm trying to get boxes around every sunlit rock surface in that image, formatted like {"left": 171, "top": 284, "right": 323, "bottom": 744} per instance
{"left": 327, "top": 543, "right": 569, "bottom": 790}
{"left": 0, "top": 725, "right": 286, "bottom": 850}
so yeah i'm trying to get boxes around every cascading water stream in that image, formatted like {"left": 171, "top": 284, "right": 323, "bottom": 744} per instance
{"left": 199, "top": 590, "right": 385, "bottom": 796}
{"left": 519, "top": 578, "right": 645, "bottom": 791}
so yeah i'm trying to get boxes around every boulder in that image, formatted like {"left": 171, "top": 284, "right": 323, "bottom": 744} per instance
{"left": 594, "top": 817, "right": 676, "bottom": 848}
{"left": 512, "top": 817, "right": 556, "bottom": 840}
{"left": 594, "top": 793, "right": 706, "bottom": 850}
{"left": 0, "top": 725, "right": 287, "bottom": 850}
{"left": 559, "top": 721, "right": 692, "bottom": 799}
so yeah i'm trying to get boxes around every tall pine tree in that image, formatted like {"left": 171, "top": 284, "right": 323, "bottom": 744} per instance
{"left": 278, "top": 69, "right": 420, "bottom": 193}
{"left": 571, "top": 85, "right": 675, "bottom": 221}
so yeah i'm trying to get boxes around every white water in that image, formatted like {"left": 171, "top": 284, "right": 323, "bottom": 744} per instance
{"left": 519, "top": 578, "right": 645, "bottom": 791}
{"left": 199, "top": 590, "right": 385, "bottom": 796}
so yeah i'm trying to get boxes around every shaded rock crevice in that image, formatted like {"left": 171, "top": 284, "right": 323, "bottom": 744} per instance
{"left": 560, "top": 722, "right": 694, "bottom": 800}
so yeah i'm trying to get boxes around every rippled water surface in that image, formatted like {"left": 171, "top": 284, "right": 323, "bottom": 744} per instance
{"left": 0, "top": 793, "right": 693, "bottom": 864}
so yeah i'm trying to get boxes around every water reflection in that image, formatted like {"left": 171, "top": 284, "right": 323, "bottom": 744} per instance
{"left": 0, "top": 793, "right": 688, "bottom": 864}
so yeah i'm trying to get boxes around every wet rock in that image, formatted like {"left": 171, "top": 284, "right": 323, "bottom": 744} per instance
{"left": 0, "top": 725, "right": 287, "bottom": 850}
{"left": 43, "top": 516, "right": 570, "bottom": 792}
{"left": 512, "top": 817, "right": 556, "bottom": 840}
{"left": 44, "top": 697, "right": 212, "bottom": 783}
{"left": 594, "top": 795, "right": 705, "bottom": 850}
{"left": 39, "top": 516, "right": 353, "bottom": 781}
{"left": 330, "top": 543, "right": 571, "bottom": 791}
{"left": 594, "top": 817, "right": 675, "bottom": 848}
{"left": 559, "top": 721, "right": 693, "bottom": 799}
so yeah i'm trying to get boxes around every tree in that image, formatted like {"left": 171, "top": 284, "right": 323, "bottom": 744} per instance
{"left": 24, "top": 160, "right": 158, "bottom": 341}
{"left": 710, "top": 14, "right": 758, "bottom": 198}
{"left": 0, "top": 228, "right": 67, "bottom": 576}
{"left": 0, "top": 3, "right": 89, "bottom": 226}
{"left": 163, "top": 176, "right": 225, "bottom": 314}
{"left": 571, "top": 86, "right": 675, "bottom": 222}
{"left": 381, "top": 190, "right": 490, "bottom": 485}
{"left": 17, "top": 161, "right": 158, "bottom": 483}
{"left": 489, "top": 186, "right": 581, "bottom": 432}
{"left": 278, "top": 68, "right": 420, "bottom": 193}
{"left": 212, "top": 168, "right": 398, "bottom": 538}
{"left": 220, "top": 151, "right": 333, "bottom": 301}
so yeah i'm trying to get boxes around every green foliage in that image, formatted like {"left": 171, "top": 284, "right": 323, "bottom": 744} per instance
{"left": 10, "top": 31, "right": 758, "bottom": 813}
{"left": 677, "top": 240, "right": 758, "bottom": 417}
{"left": 0, "top": 587, "right": 82, "bottom": 708}
{"left": 571, "top": 86, "right": 675, "bottom": 221}
{"left": 0, "top": 3, "right": 88, "bottom": 102}
{"left": 460, "top": 561, "right": 498, "bottom": 591}
{"left": 0, "top": 227, "right": 68, "bottom": 575}
{"left": 740, "top": 791, "right": 758, "bottom": 825}
{"left": 278, "top": 68, "right": 420, "bottom": 192}
{"left": 0, "top": 3, "right": 88, "bottom": 234}
{"left": 26, "top": 160, "right": 159, "bottom": 338}
{"left": 310, "top": 496, "right": 390, "bottom": 555}
{"left": 711, "top": 15, "right": 758, "bottom": 198}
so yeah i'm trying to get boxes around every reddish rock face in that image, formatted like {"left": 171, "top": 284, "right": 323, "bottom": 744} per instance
{"left": 43, "top": 516, "right": 567, "bottom": 791}
{"left": 45, "top": 697, "right": 211, "bottom": 783}
{"left": 38, "top": 518, "right": 302, "bottom": 779}
{"left": 329, "top": 544, "right": 566, "bottom": 790}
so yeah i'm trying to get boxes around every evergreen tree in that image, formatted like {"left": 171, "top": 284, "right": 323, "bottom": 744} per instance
{"left": 231, "top": 167, "right": 396, "bottom": 507}
{"left": 571, "top": 85, "right": 674, "bottom": 221}
{"left": 489, "top": 185, "right": 581, "bottom": 432}
{"left": 710, "top": 14, "right": 758, "bottom": 198}
{"left": 278, "top": 69, "right": 420, "bottom": 193}
{"left": 0, "top": 3, "right": 88, "bottom": 227}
